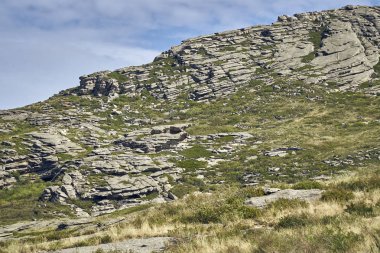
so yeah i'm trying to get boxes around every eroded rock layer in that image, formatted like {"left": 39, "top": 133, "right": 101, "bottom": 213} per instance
{"left": 76, "top": 5, "right": 380, "bottom": 100}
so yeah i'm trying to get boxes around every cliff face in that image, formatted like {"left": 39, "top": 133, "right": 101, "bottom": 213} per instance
{"left": 77, "top": 5, "right": 380, "bottom": 100}
{"left": 1, "top": 5, "right": 380, "bottom": 222}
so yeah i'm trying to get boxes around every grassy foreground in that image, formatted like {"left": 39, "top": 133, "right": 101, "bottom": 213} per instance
{"left": 1, "top": 165, "right": 379, "bottom": 253}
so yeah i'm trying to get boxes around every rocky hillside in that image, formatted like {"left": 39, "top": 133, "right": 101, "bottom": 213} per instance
{"left": 76, "top": 4, "right": 380, "bottom": 100}
{"left": 0, "top": 4, "right": 380, "bottom": 228}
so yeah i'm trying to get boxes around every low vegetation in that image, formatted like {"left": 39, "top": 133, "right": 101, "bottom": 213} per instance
{"left": 0, "top": 166, "right": 379, "bottom": 253}
{"left": 0, "top": 179, "right": 73, "bottom": 226}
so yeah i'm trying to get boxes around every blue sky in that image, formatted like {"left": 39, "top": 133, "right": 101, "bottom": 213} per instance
{"left": 0, "top": 0, "right": 378, "bottom": 109}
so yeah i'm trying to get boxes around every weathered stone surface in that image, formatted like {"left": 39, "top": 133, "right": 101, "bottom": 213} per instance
{"left": 0, "top": 171, "right": 16, "bottom": 189}
{"left": 245, "top": 189, "right": 324, "bottom": 208}
{"left": 69, "top": 6, "right": 380, "bottom": 101}
{"left": 116, "top": 124, "right": 190, "bottom": 153}
{"left": 311, "top": 20, "right": 376, "bottom": 88}
{"left": 28, "top": 132, "right": 84, "bottom": 155}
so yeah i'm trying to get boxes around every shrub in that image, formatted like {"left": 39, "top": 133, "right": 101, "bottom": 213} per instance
{"left": 170, "top": 184, "right": 197, "bottom": 198}
{"left": 309, "top": 29, "right": 324, "bottom": 49}
{"left": 338, "top": 176, "right": 380, "bottom": 192}
{"left": 320, "top": 215, "right": 341, "bottom": 225}
{"left": 99, "top": 234, "right": 113, "bottom": 244}
{"left": 276, "top": 213, "right": 313, "bottom": 229}
{"left": 238, "top": 187, "right": 265, "bottom": 198}
{"left": 345, "top": 202, "right": 375, "bottom": 217}
{"left": 189, "top": 206, "right": 222, "bottom": 224}
{"left": 182, "top": 176, "right": 206, "bottom": 187}
{"left": 292, "top": 180, "right": 323, "bottom": 190}
{"left": 301, "top": 53, "right": 316, "bottom": 63}
{"left": 321, "top": 188, "right": 354, "bottom": 202}
{"left": 180, "top": 194, "right": 261, "bottom": 224}
{"left": 237, "top": 206, "right": 261, "bottom": 219}
{"left": 314, "top": 228, "right": 361, "bottom": 253}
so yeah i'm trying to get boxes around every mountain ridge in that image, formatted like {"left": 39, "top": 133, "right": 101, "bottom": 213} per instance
{"left": 67, "top": 4, "right": 380, "bottom": 102}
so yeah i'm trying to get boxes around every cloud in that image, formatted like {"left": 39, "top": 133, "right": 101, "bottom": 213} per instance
{"left": 0, "top": 0, "right": 377, "bottom": 109}
{"left": 0, "top": 36, "right": 159, "bottom": 109}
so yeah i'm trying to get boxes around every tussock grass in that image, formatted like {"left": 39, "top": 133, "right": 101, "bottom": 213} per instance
{"left": 2, "top": 167, "right": 379, "bottom": 253}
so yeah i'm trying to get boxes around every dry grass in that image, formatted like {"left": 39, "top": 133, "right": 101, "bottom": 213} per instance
{"left": 0, "top": 167, "right": 379, "bottom": 253}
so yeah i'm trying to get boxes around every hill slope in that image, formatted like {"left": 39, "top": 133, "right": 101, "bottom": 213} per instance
{"left": 0, "top": 5, "right": 380, "bottom": 253}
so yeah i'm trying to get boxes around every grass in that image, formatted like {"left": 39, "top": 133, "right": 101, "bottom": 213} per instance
{"left": 321, "top": 188, "right": 354, "bottom": 202}
{"left": 1, "top": 167, "right": 380, "bottom": 253}
{"left": 292, "top": 180, "right": 323, "bottom": 190}
{"left": 176, "top": 159, "right": 207, "bottom": 170}
{"left": 223, "top": 46, "right": 236, "bottom": 52}
{"left": 309, "top": 28, "right": 324, "bottom": 50}
{"left": 66, "top": 199, "right": 95, "bottom": 213}
{"left": 373, "top": 57, "right": 380, "bottom": 77}
{"left": 359, "top": 79, "right": 380, "bottom": 89}
{"left": 180, "top": 145, "right": 213, "bottom": 159}
{"left": 141, "top": 191, "right": 159, "bottom": 201}
{"left": 0, "top": 179, "right": 73, "bottom": 226}
{"left": 345, "top": 202, "right": 375, "bottom": 217}
{"left": 301, "top": 53, "right": 316, "bottom": 63}
{"left": 301, "top": 27, "right": 325, "bottom": 63}
{"left": 107, "top": 72, "right": 129, "bottom": 83}
{"left": 275, "top": 213, "right": 313, "bottom": 228}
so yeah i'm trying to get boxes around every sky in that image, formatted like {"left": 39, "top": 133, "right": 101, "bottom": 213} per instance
{"left": 0, "top": 0, "right": 378, "bottom": 109}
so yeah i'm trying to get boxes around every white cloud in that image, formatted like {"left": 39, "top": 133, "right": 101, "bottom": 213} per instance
{"left": 0, "top": 36, "right": 159, "bottom": 109}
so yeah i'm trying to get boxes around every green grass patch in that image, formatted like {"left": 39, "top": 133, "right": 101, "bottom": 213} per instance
{"left": 292, "top": 180, "right": 323, "bottom": 190}
{"left": 309, "top": 28, "right": 324, "bottom": 50}
{"left": 0, "top": 180, "right": 73, "bottom": 225}
{"left": 301, "top": 53, "right": 316, "bottom": 63}
{"left": 180, "top": 145, "right": 213, "bottom": 159}
{"left": 321, "top": 188, "right": 354, "bottom": 202}
{"left": 267, "top": 198, "right": 309, "bottom": 211}
{"left": 176, "top": 159, "right": 207, "bottom": 171}
{"left": 338, "top": 175, "right": 380, "bottom": 192}
{"left": 180, "top": 195, "right": 261, "bottom": 224}
{"left": 345, "top": 202, "right": 375, "bottom": 217}
{"left": 141, "top": 191, "right": 159, "bottom": 201}
{"left": 276, "top": 213, "right": 313, "bottom": 229}
{"left": 107, "top": 72, "right": 128, "bottom": 83}
{"left": 170, "top": 184, "right": 198, "bottom": 198}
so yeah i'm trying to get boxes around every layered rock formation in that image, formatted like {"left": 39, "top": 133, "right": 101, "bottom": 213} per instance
{"left": 1, "top": 5, "right": 380, "bottom": 218}
{"left": 76, "top": 5, "right": 380, "bottom": 100}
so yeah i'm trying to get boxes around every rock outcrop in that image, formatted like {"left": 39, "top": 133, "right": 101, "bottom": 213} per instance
{"left": 76, "top": 5, "right": 380, "bottom": 100}
{"left": 245, "top": 188, "right": 324, "bottom": 208}
{"left": 1, "top": 5, "right": 380, "bottom": 219}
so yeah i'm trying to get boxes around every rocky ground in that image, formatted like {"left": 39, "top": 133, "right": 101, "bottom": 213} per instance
{"left": 0, "top": 4, "right": 380, "bottom": 253}
{"left": 48, "top": 237, "right": 172, "bottom": 253}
